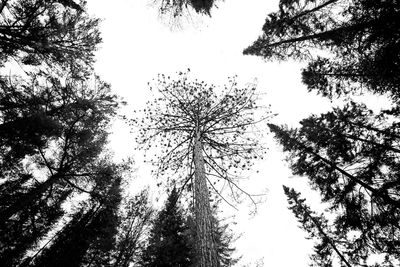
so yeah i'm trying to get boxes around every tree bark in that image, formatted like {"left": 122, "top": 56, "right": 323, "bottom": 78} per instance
{"left": 193, "top": 130, "right": 219, "bottom": 267}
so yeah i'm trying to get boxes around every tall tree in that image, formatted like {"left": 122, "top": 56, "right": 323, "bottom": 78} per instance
{"left": 269, "top": 106, "right": 400, "bottom": 266}
{"left": 0, "top": 0, "right": 101, "bottom": 71}
{"left": 135, "top": 71, "right": 268, "bottom": 267}
{"left": 141, "top": 188, "right": 239, "bottom": 267}
{"left": 244, "top": 0, "right": 400, "bottom": 99}
{"left": 0, "top": 70, "right": 122, "bottom": 265}
{"left": 28, "top": 163, "right": 123, "bottom": 267}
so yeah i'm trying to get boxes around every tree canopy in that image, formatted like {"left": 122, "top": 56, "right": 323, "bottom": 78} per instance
{"left": 135, "top": 71, "right": 268, "bottom": 198}
{"left": 244, "top": 0, "right": 400, "bottom": 99}
{"left": 141, "top": 187, "right": 238, "bottom": 267}
{"left": 0, "top": 0, "right": 101, "bottom": 71}
{"left": 134, "top": 71, "right": 268, "bottom": 266}
{"left": 269, "top": 103, "right": 400, "bottom": 265}
{"left": 0, "top": 69, "right": 124, "bottom": 266}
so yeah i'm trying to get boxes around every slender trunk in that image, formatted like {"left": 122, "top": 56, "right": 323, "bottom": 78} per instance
{"left": 265, "top": 19, "right": 381, "bottom": 48}
{"left": 307, "top": 122, "right": 400, "bottom": 153}
{"left": 289, "top": 0, "right": 338, "bottom": 22}
{"left": 193, "top": 130, "right": 219, "bottom": 267}
{"left": 299, "top": 139, "right": 400, "bottom": 209}
{"left": 349, "top": 121, "right": 400, "bottom": 140}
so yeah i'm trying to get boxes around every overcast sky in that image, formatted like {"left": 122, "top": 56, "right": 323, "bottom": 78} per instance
{"left": 85, "top": 0, "right": 345, "bottom": 266}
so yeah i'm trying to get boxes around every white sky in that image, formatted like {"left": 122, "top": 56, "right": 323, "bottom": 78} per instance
{"left": 85, "top": 0, "right": 349, "bottom": 266}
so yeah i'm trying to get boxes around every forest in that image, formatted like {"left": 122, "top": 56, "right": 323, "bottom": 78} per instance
{"left": 0, "top": 0, "right": 399, "bottom": 266}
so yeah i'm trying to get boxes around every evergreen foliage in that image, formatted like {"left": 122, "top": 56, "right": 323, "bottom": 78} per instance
{"left": 141, "top": 188, "right": 194, "bottom": 267}
{"left": 0, "top": 1, "right": 135, "bottom": 266}
{"left": 186, "top": 206, "right": 239, "bottom": 267}
{"left": 270, "top": 115, "right": 400, "bottom": 265}
{"left": 141, "top": 188, "right": 238, "bottom": 267}
{"left": 246, "top": 1, "right": 400, "bottom": 265}
{"left": 244, "top": 0, "right": 400, "bottom": 99}
{"left": 0, "top": 0, "right": 101, "bottom": 71}
{"left": 0, "top": 69, "right": 122, "bottom": 266}
{"left": 283, "top": 186, "right": 352, "bottom": 267}
{"left": 154, "top": 0, "right": 217, "bottom": 18}
{"left": 29, "top": 164, "right": 122, "bottom": 267}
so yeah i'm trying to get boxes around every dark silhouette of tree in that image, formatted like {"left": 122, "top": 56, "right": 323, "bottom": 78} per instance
{"left": 141, "top": 187, "right": 194, "bottom": 267}
{"left": 0, "top": 185, "right": 72, "bottom": 266}
{"left": 153, "top": 0, "right": 216, "bottom": 17}
{"left": 244, "top": 0, "right": 400, "bottom": 99}
{"left": 0, "top": 0, "right": 101, "bottom": 70}
{"left": 150, "top": 0, "right": 221, "bottom": 29}
{"left": 269, "top": 107, "right": 400, "bottom": 265}
{"left": 0, "top": 70, "right": 122, "bottom": 265}
{"left": 111, "top": 189, "right": 154, "bottom": 267}
{"left": 134, "top": 71, "right": 268, "bottom": 267}
{"left": 244, "top": 1, "right": 400, "bottom": 265}
{"left": 29, "top": 164, "right": 122, "bottom": 267}
{"left": 213, "top": 215, "right": 239, "bottom": 267}
{"left": 283, "top": 186, "right": 352, "bottom": 267}
{"left": 141, "top": 188, "right": 238, "bottom": 267}
{"left": 0, "top": 2, "right": 126, "bottom": 266}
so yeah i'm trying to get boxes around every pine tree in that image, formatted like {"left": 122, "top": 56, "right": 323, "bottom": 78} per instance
{"left": 141, "top": 188, "right": 238, "bottom": 267}
{"left": 135, "top": 71, "right": 268, "bottom": 267}
{"left": 269, "top": 113, "right": 400, "bottom": 265}
{"left": 0, "top": 0, "right": 101, "bottom": 70}
{"left": 244, "top": 0, "right": 400, "bottom": 99}
{"left": 141, "top": 187, "right": 194, "bottom": 267}
{"left": 29, "top": 163, "right": 123, "bottom": 267}
{"left": 0, "top": 70, "right": 122, "bottom": 265}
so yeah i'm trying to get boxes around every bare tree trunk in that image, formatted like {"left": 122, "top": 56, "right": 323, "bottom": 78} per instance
{"left": 193, "top": 130, "right": 219, "bottom": 267}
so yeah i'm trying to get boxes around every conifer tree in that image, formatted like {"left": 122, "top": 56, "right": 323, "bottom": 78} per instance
{"left": 0, "top": 70, "right": 122, "bottom": 265}
{"left": 29, "top": 163, "right": 123, "bottom": 267}
{"left": 135, "top": 71, "right": 268, "bottom": 267}
{"left": 141, "top": 187, "right": 194, "bottom": 267}
{"left": 141, "top": 188, "right": 238, "bottom": 267}
{"left": 269, "top": 113, "right": 400, "bottom": 265}
{"left": 283, "top": 186, "right": 352, "bottom": 267}
{"left": 0, "top": 2, "right": 123, "bottom": 266}
{"left": 0, "top": 0, "right": 101, "bottom": 70}
{"left": 244, "top": 0, "right": 400, "bottom": 99}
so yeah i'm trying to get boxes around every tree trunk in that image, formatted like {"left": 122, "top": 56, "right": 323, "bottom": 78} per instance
{"left": 193, "top": 130, "right": 219, "bottom": 267}
{"left": 298, "top": 199, "right": 352, "bottom": 267}
{"left": 265, "top": 19, "right": 382, "bottom": 48}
